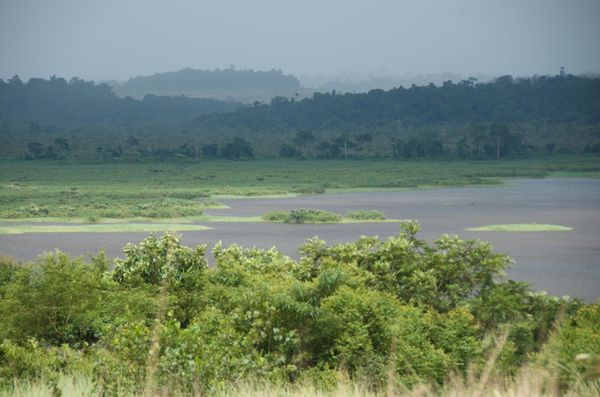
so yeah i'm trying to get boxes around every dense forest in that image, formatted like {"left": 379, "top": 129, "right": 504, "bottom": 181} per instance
{"left": 1, "top": 73, "right": 599, "bottom": 161}
{"left": 0, "top": 75, "right": 242, "bottom": 125}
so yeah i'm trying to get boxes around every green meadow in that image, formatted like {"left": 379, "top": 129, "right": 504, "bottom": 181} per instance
{"left": 1, "top": 155, "right": 598, "bottom": 221}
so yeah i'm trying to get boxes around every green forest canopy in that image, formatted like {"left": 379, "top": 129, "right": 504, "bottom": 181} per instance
{"left": 1, "top": 73, "right": 599, "bottom": 160}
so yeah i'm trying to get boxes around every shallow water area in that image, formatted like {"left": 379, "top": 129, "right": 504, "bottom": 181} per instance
{"left": 1, "top": 178, "right": 599, "bottom": 301}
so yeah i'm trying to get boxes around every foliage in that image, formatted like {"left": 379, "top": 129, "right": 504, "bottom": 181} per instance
{"left": 262, "top": 210, "right": 290, "bottom": 222}
{"left": 220, "top": 137, "right": 254, "bottom": 159}
{"left": 0, "top": 157, "right": 599, "bottom": 220}
{"left": 0, "top": 228, "right": 597, "bottom": 394}
{"left": 0, "top": 252, "right": 104, "bottom": 346}
{"left": 262, "top": 208, "right": 342, "bottom": 223}
{"left": 1, "top": 74, "right": 600, "bottom": 160}
{"left": 286, "top": 209, "right": 342, "bottom": 224}
{"left": 345, "top": 210, "right": 385, "bottom": 220}
{"left": 537, "top": 303, "right": 600, "bottom": 387}
{"left": 0, "top": 75, "right": 241, "bottom": 126}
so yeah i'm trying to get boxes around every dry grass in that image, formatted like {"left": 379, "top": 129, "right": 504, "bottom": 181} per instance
{"left": 2, "top": 365, "right": 598, "bottom": 397}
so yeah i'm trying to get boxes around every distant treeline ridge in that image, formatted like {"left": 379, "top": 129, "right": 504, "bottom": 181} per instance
{"left": 0, "top": 73, "right": 599, "bottom": 161}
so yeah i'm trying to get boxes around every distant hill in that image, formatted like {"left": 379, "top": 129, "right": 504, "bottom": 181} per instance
{"left": 301, "top": 72, "right": 495, "bottom": 93}
{"left": 1, "top": 73, "right": 598, "bottom": 161}
{"left": 193, "top": 74, "right": 600, "bottom": 130}
{"left": 0, "top": 75, "right": 243, "bottom": 125}
{"left": 112, "top": 67, "right": 304, "bottom": 103}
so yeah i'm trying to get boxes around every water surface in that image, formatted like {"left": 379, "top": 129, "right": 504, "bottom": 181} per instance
{"left": 1, "top": 178, "right": 598, "bottom": 301}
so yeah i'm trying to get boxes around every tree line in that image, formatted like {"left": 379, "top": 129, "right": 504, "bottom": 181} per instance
{"left": 1, "top": 73, "right": 599, "bottom": 161}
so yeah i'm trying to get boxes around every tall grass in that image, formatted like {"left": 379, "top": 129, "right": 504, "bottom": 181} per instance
{"left": 0, "top": 352, "right": 600, "bottom": 397}
{"left": 2, "top": 362, "right": 598, "bottom": 397}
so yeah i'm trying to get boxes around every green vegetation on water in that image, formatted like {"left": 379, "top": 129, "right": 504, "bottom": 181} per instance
{"left": 262, "top": 208, "right": 389, "bottom": 224}
{"left": 0, "top": 223, "right": 210, "bottom": 235}
{"left": 263, "top": 208, "right": 342, "bottom": 223}
{"left": 0, "top": 224, "right": 598, "bottom": 396}
{"left": 467, "top": 224, "right": 573, "bottom": 232}
{"left": 345, "top": 210, "right": 386, "bottom": 221}
{"left": 1, "top": 156, "right": 598, "bottom": 221}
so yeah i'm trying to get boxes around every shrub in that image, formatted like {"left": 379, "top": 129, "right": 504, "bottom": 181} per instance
{"left": 261, "top": 208, "right": 343, "bottom": 223}
{"left": 0, "top": 228, "right": 597, "bottom": 394}
{"left": 0, "top": 252, "right": 104, "bottom": 346}
{"left": 287, "top": 208, "right": 342, "bottom": 224}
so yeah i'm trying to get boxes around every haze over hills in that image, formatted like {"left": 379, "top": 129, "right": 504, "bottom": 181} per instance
{"left": 108, "top": 67, "right": 504, "bottom": 103}
{"left": 1, "top": 71, "right": 599, "bottom": 161}
{"left": 299, "top": 71, "right": 496, "bottom": 93}
{"left": 111, "top": 67, "right": 309, "bottom": 103}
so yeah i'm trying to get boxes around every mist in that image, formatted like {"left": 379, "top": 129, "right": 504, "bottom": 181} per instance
{"left": 1, "top": 0, "right": 600, "bottom": 82}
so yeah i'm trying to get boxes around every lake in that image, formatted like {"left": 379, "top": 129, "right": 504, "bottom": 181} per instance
{"left": 1, "top": 178, "right": 599, "bottom": 301}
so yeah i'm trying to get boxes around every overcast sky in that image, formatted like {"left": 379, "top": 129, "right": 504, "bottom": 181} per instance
{"left": 1, "top": 0, "right": 599, "bottom": 82}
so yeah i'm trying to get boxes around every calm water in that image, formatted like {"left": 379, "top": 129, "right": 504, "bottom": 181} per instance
{"left": 1, "top": 178, "right": 599, "bottom": 301}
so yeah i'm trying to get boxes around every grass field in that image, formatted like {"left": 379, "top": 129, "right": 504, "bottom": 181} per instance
{"left": 0, "top": 155, "right": 598, "bottom": 220}
{"left": 0, "top": 223, "right": 211, "bottom": 234}
{"left": 467, "top": 223, "right": 573, "bottom": 232}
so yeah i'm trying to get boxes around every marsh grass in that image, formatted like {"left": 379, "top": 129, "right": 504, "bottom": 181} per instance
{"left": 1, "top": 156, "right": 598, "bottom": 220}
{"left": 346, "top": 210, "right": 386, "bottom": 221}
{"left": 0, "top": 223, "right": 211, "bottom": 234}
{"left": 262, "top": 209, "right": 394, "bottom": 224}
{"left": 467, "top": 224, "right": 572, "bottom": 232}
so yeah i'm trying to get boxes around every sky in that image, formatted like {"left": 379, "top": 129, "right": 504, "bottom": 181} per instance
{"left": 1, "top": 0, "right": 599, "bottom": 82}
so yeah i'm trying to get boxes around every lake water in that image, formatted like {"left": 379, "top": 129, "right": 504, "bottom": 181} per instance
{"left": 1, "top": 178, "right": 599, "bottom": 301}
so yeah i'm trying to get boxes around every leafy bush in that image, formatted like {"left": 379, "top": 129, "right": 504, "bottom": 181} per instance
{"left": 0, "top": 226, "right": 597, "bottom": 394}
{"left": 0, "top": 339, "right": 91, "bottom": 384}
{"left": 287, "top": 208, "right": 342, "bottom": 224}
{"left": 261, "top": 208, "right": 343, "bottom": 223}
{"left": 345, "top": 210, "right": 386, "bottom": 220}
{"left": 0, "top": 252, "right": 104, "bottom": 346}
{"left": 538, "top": 303, "right": 600, "bottom": 387}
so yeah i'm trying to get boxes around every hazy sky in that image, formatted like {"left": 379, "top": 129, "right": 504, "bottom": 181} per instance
{"left": 1, "top": 0, "right": 599, "bottom": 82}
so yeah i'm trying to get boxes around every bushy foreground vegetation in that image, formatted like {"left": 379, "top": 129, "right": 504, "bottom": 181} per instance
{"left": 1, "top": 156, "right": 599, "bottom": 220}
{"left": 0, "top": 223, "right": 598, "bottom": 395}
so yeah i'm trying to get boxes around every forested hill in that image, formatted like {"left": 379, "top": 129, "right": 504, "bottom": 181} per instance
{"left": 0, "top": 75, "right": 243, "bottom": 125}
{"left": 123, "top": 67, "right": 300, "bottom": 91}
{"left": 113, "top": 68, "right": 302, "bottom": 101}
{"left": 192, "top": 75, "right": 600, "bottom": 131}
{"left": 1, "top": 74, "right": 599, "bottom": 161}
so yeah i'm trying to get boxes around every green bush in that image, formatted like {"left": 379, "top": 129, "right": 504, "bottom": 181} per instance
{"left": 287, "top": 208, "right": 342, "bottom": 224}
{"left": 540, "top": 302, "right": 600, "bottom": 387}
{"left": 0, "top": 252, "right": 104, "bottom": 346}
{"left": 261, "top": 208, "right": 343, "bottom": 223}
{"left": 0, "top": 227, "right": 595, "bottom": 394}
